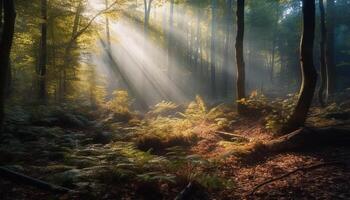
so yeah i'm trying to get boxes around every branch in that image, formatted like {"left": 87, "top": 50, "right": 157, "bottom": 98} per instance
{"left": 249, "top": 161, "right": 346, "bottom": 196}
{"left": 72, "top": 0, "right": 119, "bottom": 42}
{"left": 0, "top": 167, "right": 75, "bottom": 194}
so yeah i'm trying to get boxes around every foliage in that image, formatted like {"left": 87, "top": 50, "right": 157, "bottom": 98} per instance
{"left": 238, "top": 91, "right": 298, "bottom": 131}
{"left": 107, "top": 90, "right": 132, "bottom": 114}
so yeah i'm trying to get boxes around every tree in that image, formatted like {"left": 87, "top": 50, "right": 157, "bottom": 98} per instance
{"left": 38, "top": 0, "right": 47, "bottom": 102}
{"left": 235, "top": 0, "right": 245, "bottom": 113}
{"left": 281, "top": 0, "right": 317, "bottom": 134}
{"left": 210, "top": 0, "right": 217, "bottom": 98}
{"left": 143, "top": 0, "right": 153, "bottom": 35}
{"left": 222, "top": 0, "right": 233, "bottom": 98}
{"left": 318, "top": 0, "right": 327, "bottom": 106}
{"left": 105, "top": 0, "right": 111, "bottom": 50}
{"left": 326, "top": 0, "right": 336, "bottom": 97}
{"left": 0, "top": 0, "right": 16, "bottom": 129}
{"left": 167, "top": 0, "right": 174, "bottom": 79}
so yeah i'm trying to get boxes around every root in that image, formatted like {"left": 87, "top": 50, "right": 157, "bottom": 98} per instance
{"left": 249, "top": 161, "right": 347, "bottom": 196}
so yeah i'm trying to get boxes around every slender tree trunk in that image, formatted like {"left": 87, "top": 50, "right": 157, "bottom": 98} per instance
{"left": 143, "top": 0, "right": 152, "bottom": 35}
{"left": 0, "top": 0, "right": 16, "bottom": 129}
{"left": 38, "top": 0, "right": 47, "bottom": 102}
{"left": 235, "top": 0, "right": 245, "bottom": 113}
{"left": 281, "top": 0, "right": 317, "bottom": 134}
{"left": 194, "top": 6, "right": 201, "bottom": 93}
{"left": 326, "top": 0, "right": 336, "bottom": 97}
{"left": 222, "top": 0, "right": 233, "bottom": 98}
{"left": 60, "top": 2, "right": 82, "bottom": 102}
{"left": 210, "top": 0, "right": 217, "bottom": 98}
{"left": 167, "top": 0, "right": 174, "bottom": 79}
{"left": 105, "top": 0, "right": 111, "bottom": 50}
{"left": 318, "top": 0, "right": 327, "bottom": 107}
{"left": 0, "top": 0, "right": 3, "bottom": 31}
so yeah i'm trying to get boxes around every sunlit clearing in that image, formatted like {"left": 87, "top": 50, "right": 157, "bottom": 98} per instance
{"left": 92, "top": 17, "right": 189, "bottom": 108}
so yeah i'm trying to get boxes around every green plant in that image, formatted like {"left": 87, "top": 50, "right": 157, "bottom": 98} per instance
{"left": 107, "top": 90, "right": 132, "bottom": 114}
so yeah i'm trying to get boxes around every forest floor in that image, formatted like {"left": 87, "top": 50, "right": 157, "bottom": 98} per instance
{"left": 1, "top": 97, "right": 350, "bottom": 200}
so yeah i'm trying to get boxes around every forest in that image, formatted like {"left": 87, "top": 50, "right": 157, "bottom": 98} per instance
{"left": 1, "top": 0, "right": 350, "bottom": 199}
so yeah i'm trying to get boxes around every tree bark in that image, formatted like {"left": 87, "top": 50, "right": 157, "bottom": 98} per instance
{"left": 0, "top": 0, "right": 3, "bottom": 30}
{"left": 326, "top": 0, "right": 336, "bottom": 97}
{"left": 281, "top": 0, "right": 317, "bottom": 134}
{"left": 222, "top": 0, "right": 233, "bottom": 98}
{"left": 235, "top": 0, "right": 245, "bottom": 113}
{"left": 38, "top": 0, "right": 47, "bottom": 102}
{"left": 167, "top": 0, "right": 174, "bottom": 80}
{"left": 143, "top": 0, "right": 152, "bottom": 35}
{"left": 0, "top": 0, "right": 15, "bottom": 129}
{"left": 318, "top": 0, "right": 327, "bottom": 107}
{"left": 105, "top": 0, "right": 111, "bottom": 50}
{"left": 210, "top": 0, "right": 217, "bottom": 98}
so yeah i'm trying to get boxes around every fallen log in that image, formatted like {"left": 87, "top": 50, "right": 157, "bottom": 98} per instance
{"left": 0, "top": 166, "right": 75, "bottom": 193}
{"left": 236, "top": 126, "right": 350, "bottom": 162}
{"left": 268, "top": 127, "right": 350, "bottom": 152}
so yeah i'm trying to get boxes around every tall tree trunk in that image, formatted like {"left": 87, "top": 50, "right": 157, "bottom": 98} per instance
{"left": 38, "top": 0, "right": 47, "bottom": 102}
{"left": 210, "top": 0, "right": 217, "bottom": 98}
{"left": 105, "top": 0, "right": 111, "bottom": 50}
{"left": 326, "top": 0, "right": 336, "bottom": 97}
{"left": 167, "top": 0, "right": 174, "bottom": 79}
{"left": 326, "top": 0, "right": 336, "bottom": 98}
{"left": 0, "top": 0, "right": 3, "bottom": 30}
{"left": 143, "top": 0, "right": 152, "bottom": 35}
{"left": 235, "top": 0, "right": 245, "bottom": 113}
{"left": 60, "top": 1, "right": 82, "bottom": 102}
{"left": 0, "top": 0, "right": 16, "bottom": 129}
{"left": 318, "top": 0, "right": 327, "bottom": 107}
{"left": 222, "top": 0, "right": 233, "bottom": 98}
{"left": 281, "top": 0, "right": 317, "bottom": 134}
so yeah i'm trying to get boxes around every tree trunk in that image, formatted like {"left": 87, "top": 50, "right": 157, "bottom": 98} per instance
{"left": 0, "top": 0, "right": 3, "bottom": 31}
{"left": 105, "top": 0, "right": 111, "bottom": 50}
{"left": 167, "top": 0, "right": 174, "bottom": 80}
{"left": 222, "top": 0, "right": 233, "bottom": 98}
{"left": 210, "top": 0, "right": 217, "bottom": 98}
{"left": 38, "top": 0, "right": 47, "bottom": 102}
{"left": 235, "top": 0, "right": 245, "bottom": 113}
{"left": 0, "top": 0, "right": 16, "bottom": 129}
{"left": 281, "top": 0, "right": 317, "bottom": 134}
{"left": 143, "top": 0, "right": 152, "bottom": 35}
{"left": 60, "top": 2, "right": 82, "bottom": 102}
{"left": 318, "top": 0, "right": 327, "bottom": 107}
{"left": 326, "top": 0, "right": 336, "bottom": 97}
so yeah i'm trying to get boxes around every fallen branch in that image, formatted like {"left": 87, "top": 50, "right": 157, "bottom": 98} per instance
{"left": 214, "top": 131, "right": 250, "bottom": 142}
{"left": 249, "top": 161, "right": 347, "bottom": 196}
{"left": 175, "top": 182, "right": 193, "bottom": 200}
{"left": 0, "top": 166, "right": 75, "bottom": 193}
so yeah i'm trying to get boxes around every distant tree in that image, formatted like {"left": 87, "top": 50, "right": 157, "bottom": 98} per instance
{"left": 143, "top": 0, "right": 153, "bottom": 35}
{"left": 210, "top": 0, "right": 217, "bottom": 98}
{"left": 168, "top": 0, "right": 174, "bottom": 79}
{"left": 235, "top": 0, "right": 245, "bottom": 113}
{"left": 105, "top": 0, "right": 111, "bottom": 50}
{"left": 38, "top": 0, "right": 47, "bottom": 102}
{"left": 282, "top": 0, "right": 317, "bottom": 134}
{"left": 318, "top": 0, "right": 327, "bottom": 106}
{"left": 222, "top": 0, "right": 233, "bottom": 98}
{"left": 0, "top": 0, "right": 16, "bottom": 129}
{"left": 326, "top": 0, "right": 336, "bottom": 97}
{"left": 0, "top": 0, "right": 3, "bottom": 30}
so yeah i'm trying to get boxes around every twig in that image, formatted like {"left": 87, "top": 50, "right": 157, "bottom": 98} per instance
{"left": 175, "top": 182, "right": 193, "bottom": 200}
{"left": 0, "top": 166, "right": 75, "bottom": 194}
{"left": 249, "top": 161, "right": 346, "bottom": 196}
{"left": 214, "top": 131, "right": 250, "bottom": 142}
